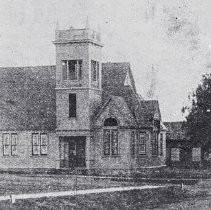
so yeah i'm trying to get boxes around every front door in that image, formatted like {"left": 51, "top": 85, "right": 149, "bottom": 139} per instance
{"left": 59, "top": 136, "right": 86, "bottom": 169}
{"left": 180, "top": 147, "right": 192, "bottom": 167}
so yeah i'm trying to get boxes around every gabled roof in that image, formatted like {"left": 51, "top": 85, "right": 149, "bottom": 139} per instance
{"left": 0, "top": 62, "right": 162, "bottom": 130}
{"left": 141, "top": 100, "right": 161, "bottom": 120}
{"left": 102, "top": 62, "right": 137, "bottom": 96}
{"left": 94, "top": 95, "right": 136, "bottom": 127}
{"left": 164, "top": 121, "right": 187, "bottom": 140}
{"left": 101, "top": 62, "right": 161, "bottom": 128}
{"left": 0, "top": 66, "right": 56, "bottom": 130}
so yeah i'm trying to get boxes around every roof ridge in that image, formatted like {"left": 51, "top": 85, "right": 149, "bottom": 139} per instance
{"left": 102, "top": 62, "right": 130, "bottom": 65}
{"left": 0, "top": 65, "right": 56, "bottom": 69}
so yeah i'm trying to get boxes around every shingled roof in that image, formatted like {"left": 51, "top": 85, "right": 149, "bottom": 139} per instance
{"left": 164, "top": 121, "right": 187, "bottom": 140}
{"left": 137, "top": 100, "right": 161, "bottom": 127}
{"left": 102, "top": 62, "right": 137, "bottom": 96}
{"left": 0, "top": 66, "right": 56, "bottom": 130}
{"left": 0, "top": 62, "right": 161, "bottom": 130}
{"left": 101, "top": 62, "right": 161, "bottom": 128}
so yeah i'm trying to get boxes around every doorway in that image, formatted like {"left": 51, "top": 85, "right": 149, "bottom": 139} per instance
{"left": 59, "top": 136, "right": 86, "bottom": 169}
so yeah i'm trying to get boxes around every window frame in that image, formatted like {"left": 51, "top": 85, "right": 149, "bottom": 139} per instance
{"left": 11, "top": 133, "right": 18, "bottom": 156}
{"left": 192, "top": 147, "right": 201, "bottom": 162}
{"left": 138, "top": 132, "right": 147, "bottom": 155}
{"left": 171, "top": 148, "right": 180, "bottom": 162}
{"left": 2, "top": 133, "right": 10, "bottom": 156}
{"left": 160, "top": 133, "right": 163, "bottom": 156}
{"left": 32, "top": 133, "right": 48, "bottom": 156}
{"left": 103, "top": 128, "right": 119, "bottom": 157}
{"left": 91, "top": 60, "right": 99, "bottom": 82}
{"left": 131, "top": 131, "right": 136, "bottom": 157}
{"left": 62, "top": 59, "right": 82, "bottom": 81}
{"left": 32, "top": 133, "right": 40, "bottom": 156}
{"left": 103, "top": 129, "right": 111, "bottom": 156}
{"left": 40, "top": 133, "right": 48, "bottom": 155}
{"left": 151, "top": 132, "right": 158, "bottom": 156}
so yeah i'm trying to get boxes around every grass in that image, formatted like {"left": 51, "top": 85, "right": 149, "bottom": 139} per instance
{"left": 0, "top": 173, "right": 139, "bottom": 196}
{"left": 134, "top": 167, "right": 211, "bottom": 179}
{"left": 0, "top": 169, "right": 211, "bottom": 209}
{"left": 0, "top": 187, "right": 191, "bottom": 210}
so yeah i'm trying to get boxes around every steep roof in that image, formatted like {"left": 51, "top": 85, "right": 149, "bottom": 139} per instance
{"left": 101, "top": 63, "right": 161, "bottom": 128}
{"left": 0, "top": 62, "right": 162, "bottom": 130}
{"left": 94, "top": 95, "right": 137, "bottom": 127}
{"left": 164, "top": 121, "right": 187, "bottom": 140}
{"left": 102, "top": 62, "right": 137, "bottom": 96}
{"left": 137, "top": 100, "right": 161, "bottom": 127}
{"left": 0, "top": 66, "right": 56, "bottom": 130}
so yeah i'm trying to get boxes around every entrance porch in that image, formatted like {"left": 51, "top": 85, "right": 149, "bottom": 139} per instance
{"left": 59, "top": 136, "right": 87, "bottom": 169}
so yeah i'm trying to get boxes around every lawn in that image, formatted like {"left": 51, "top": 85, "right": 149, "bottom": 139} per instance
{"left": 0, "top": 171, "right": 210, "bottom": 209}
{"left": 134, "top": 167, "right": 211, "bottom": 179}
{"left": 0, "top": 173, "right": 139, "bottom": 196}
{"left": 0, "top": 187, "right": 190, "bottom": 210}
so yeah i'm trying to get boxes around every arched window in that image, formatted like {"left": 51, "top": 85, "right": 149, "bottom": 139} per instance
{"left": 103, "top": 118, "right": 118, "bottom": 156}
{"left": 104, "top": 118, "right": 118, "bottom": 126}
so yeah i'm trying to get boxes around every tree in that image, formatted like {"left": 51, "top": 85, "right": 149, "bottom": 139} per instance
{"left": 183, "top": 73, "right": 211, "bottom": 160}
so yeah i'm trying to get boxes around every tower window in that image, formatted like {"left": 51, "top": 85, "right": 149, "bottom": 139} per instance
{"left": 62, "top": 60, "right": 82, "bottom": 81}
{"left": 69, "top": 94, "right": 77, "bottom": 118}
{"left": 91, "top": 60, "right": 99, "bottom": 82}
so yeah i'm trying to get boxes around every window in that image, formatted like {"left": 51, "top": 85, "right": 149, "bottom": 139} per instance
{"left": 62, "top": 60, "right": 82, "bottom": 81}
{"left": 171, "top": 148, "right": 180, "bottom": 161}
{"left": 131, "top": 131, "right": 135, "bottom": 156}
{"left": 40, "top": 134, "right": 48, "bottom": 155}
{"left": 103, "top": 129, "right": 118, "bottom": 156}
{"left": 103, "top": 130, "right": 110, "bottom": 155}
{"left": 11, "top": 134, "right": 18, "bottom": 156}
{"left": 104, "top": 118, "right": 118, "bottom": 126}
{"left": 32, "top": 133, "right": 40, "bottom": 155}
{"left": 2, "top": 133, "right": 10, "bottom": 156}
{"left": 69, "top": 94, "right": 77, "bottom": 118}
{"left": 111, "top": 130, "right": 118, "bottom": 155}
{"left": 192, "top": 148, "right": 201, "bottom": 162}
{"left": 138, "top": 133, "right": 147, "bottom": 155}
{"left": 91, "top": 60, "right": 99, "bottom": 81}
{"left": 2, "top": 133, "right": 18, "bottom": 156}
{"left": 32, "top": 133, "right": 48, "bottom": 156}
{"left": 160, "top": 133, "right": 163, "bottom": 156}
{"left": 151, "top": 133, "right": 158, "bottom": 156}
{"left": 103, "top": 118, "right": 118, "bottom": 156}
{"left": 62, "top": 60, "right": 68, "bottom": 80}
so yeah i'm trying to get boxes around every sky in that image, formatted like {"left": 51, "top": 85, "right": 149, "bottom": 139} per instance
{"left": 0, "top": 0, "right": 211, "bottom": 121}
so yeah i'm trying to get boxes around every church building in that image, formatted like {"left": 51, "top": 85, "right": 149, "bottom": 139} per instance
{"left": 0, "top": 25, "right": 166, "bottom": 173}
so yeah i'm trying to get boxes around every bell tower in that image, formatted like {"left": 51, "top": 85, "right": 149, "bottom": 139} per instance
{"left": 53, "top": 24, "right": 103, "bottom": 131}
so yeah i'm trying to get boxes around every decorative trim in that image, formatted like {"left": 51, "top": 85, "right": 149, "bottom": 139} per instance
{"left": 53, "top": 39, "right": 104, "bottom": 47}
{"left": 55, "top": 87, "right": 102, "bottom": 91}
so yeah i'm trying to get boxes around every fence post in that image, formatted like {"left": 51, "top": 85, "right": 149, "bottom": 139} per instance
{"left": 10, "top": 195, "right": 15, "bottom": 204}
{"left": 75, "top": 168, "right": 78, "bottom": 196}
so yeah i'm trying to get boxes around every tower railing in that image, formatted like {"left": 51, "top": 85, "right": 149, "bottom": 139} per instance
{"left": 55, "top": 28, "right": 101, "bottom": 42}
